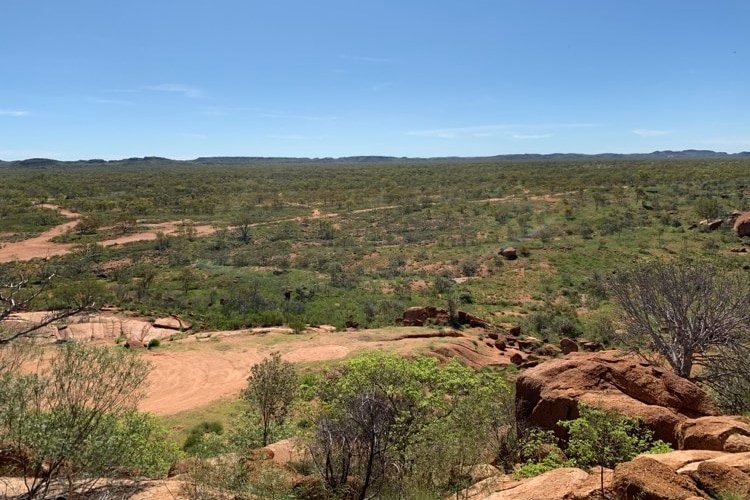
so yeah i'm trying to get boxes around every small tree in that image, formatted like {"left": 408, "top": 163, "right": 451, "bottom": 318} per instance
{"left": 242, "top": 352, "right": 297, "bottom": 446}
{"left": 609, "top": 259, "right": 750, "bottom": 381}
{"left": 561, "top": 404, "right": 670, "bottom": 497}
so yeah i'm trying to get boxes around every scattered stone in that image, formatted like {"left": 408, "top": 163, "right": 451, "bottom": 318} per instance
{"left": 509, "top": 325, "right": 522, "bottom": 336}
{"left": 509, "top": 351, "right": 528, "bottom": 366}
{"left": 487, "top": 332, "right": 499, "bottom": 340}
{"left": 560, "top": 337, "right": 579, "bottom": 355}
{"left": 494, "top": 339, "right": 507, "bottom": 351}
{"left": 730, "top": 247, "right": 747, "bottom": 253}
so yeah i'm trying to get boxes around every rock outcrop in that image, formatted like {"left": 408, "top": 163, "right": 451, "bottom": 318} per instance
{"left": 515, "top": 351, "right": 718, "bottom": 446}
{"left": 678, "top": 416, "right": 750, "bottom": 451}
{"left": 400, "top": 306, "right": 491, "bottom": 328}
{"left": 612, "top": 456, "right": 703, "bottom": 500}
{"left": 734, "top": 212, "right": 750, "bottom": 237}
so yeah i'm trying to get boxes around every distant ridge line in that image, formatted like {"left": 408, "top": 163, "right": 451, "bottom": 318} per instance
{"left": 2, "top": 150, "right": 750, "bottom": 166}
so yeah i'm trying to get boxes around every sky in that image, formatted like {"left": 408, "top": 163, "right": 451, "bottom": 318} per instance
{"left": 1, "top": 0, "right": 748, "bottom": 160}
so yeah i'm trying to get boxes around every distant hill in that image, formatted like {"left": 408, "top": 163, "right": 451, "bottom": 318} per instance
{"left": 2, "top": 150, "right": 750, "bottom": 166}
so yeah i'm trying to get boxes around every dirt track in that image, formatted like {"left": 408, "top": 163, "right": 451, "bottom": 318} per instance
{"left": 0, "top": 205, "right": 214, "bottom": 263}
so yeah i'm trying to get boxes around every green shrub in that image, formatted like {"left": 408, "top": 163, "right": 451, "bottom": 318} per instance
{"left": 183, "top": 421, "right": 225, "bottom": 456}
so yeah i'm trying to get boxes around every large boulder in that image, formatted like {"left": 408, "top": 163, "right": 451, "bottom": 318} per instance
{"left": 734, "top": 212, "right": 750, "bottom": 237}
{"left": 515, "top": 351, "right": 718, "bottom": 446}
{"left": 688, "top": 461, "right": 750, "bottom": 499}
{"left": 612, "top": 456, "right": 704, "bottom": 500}
{"left": 677, "top": 416, "right": 750, "bottom": 451}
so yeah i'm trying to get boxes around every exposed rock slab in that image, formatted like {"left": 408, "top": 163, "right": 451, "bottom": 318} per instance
{"left": 485, "top": 467, "right": 589, "bottom": 500}
{"left": 612, "top": 456, "right": 704, "bottom": 500}
{"left": 515, "top": 351, "right": 718, "bottom": 446}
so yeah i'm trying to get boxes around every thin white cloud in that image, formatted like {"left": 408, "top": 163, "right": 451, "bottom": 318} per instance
{"left": 633, "top": 128, "right": 672, "bottom": 137}
{"left": 144, "top": 84, "right": 202, "bottom": 98}
{"left": 0, "top": 110, "right": 29, "bottom": 117}
{"left": 512, "top": 133, "right": 553, "bottom": 140}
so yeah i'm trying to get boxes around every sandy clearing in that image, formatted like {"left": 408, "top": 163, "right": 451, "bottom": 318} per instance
{"left": 135, "top": 326, "right": 508, "bottom": 416}
{"left": 138, "top": 337, "right": 352, "bottom": 415}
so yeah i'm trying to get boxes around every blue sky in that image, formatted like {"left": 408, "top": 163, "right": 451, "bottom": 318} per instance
{"left": 1, "top": 1, "right": 748, "bottom": 160}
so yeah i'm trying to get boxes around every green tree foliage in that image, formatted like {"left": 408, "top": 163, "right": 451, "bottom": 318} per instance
{"left": 560, "top": 404, "right": 670, "bottom": 496}
{"left": 242, "top": 352, "right": 297, "bottom": 446}
{"left": 309, "top": 352, "right": 512, "bottom": 499}
{"left": 0, "top": 342, "right": 178, "bottom": 498}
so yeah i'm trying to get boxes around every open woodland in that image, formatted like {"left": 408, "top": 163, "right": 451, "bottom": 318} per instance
{"left": 1, "top": 156, "right": 749, "bottom": 499}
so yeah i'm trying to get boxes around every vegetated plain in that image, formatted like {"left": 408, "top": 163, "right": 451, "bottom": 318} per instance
{"left": 1, "top": 156, "right": 747, "bottom": 337}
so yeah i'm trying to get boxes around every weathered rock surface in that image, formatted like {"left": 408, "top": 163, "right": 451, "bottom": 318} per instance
{"left": 734, "top": 212, "right": 750, "bottom": 237}
{"left": 485, "top": 467, "right": 590, "bottom": 500}
{"left": 152, "top": 316, "right": 191, "bottom": 331}
{"left": 612, "top": 456, "right": 703, "bottom": 500}
{"left": 724, "top": 433, "right": 750, "bottom": 453}
{"left": 643, "top": 450, "right": 726, "bottom": 471}
{"left": 678, "top": 416, "right": 750, "bottom": 451}
{"left": 688, "top": 461, "right": 750, "bottom": 499}
{"left": 676, "top": 451, "right": 750, "bottom": 475}
{"left": 400, "top": 306, "right": 492, "bottom": 328}
{"left": 515, "top": 351, "right": 718, "bottom": 445}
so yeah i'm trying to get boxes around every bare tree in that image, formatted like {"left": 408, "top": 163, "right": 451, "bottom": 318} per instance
{"left": 0, "top": 270, "right": 96, "bottom": 345}
{"left": 609, "top": 259, "right": 750, "bottom": 381}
